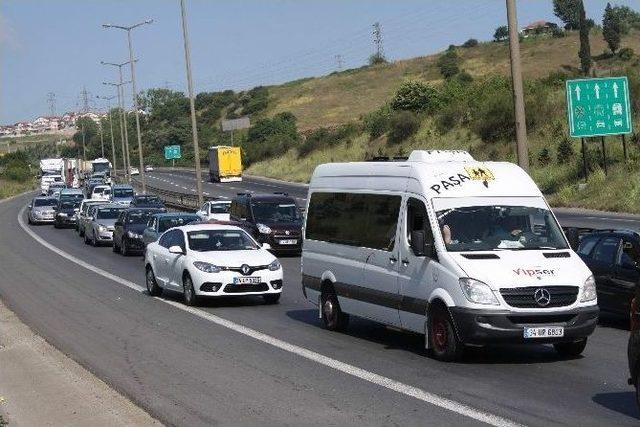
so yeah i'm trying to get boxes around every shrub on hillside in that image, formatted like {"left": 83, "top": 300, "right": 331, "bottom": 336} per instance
{"left": 618, "top": 47, "right": 635, "bottom": 60}
{"left": 437, "top": 50, "right": 461, "bottom": 79}
{"left": 240, "top": 86, "right": 269, "bottom": 115}
{"left": 390, "top": 81, "right": 441, "bottom": 113}
{"left": 363, "top": 106, "right": 392, "bottom": 140}
{"left": 557, "top": 137, "right": 575, "bottom": 164}
{"left": 462, "top": 38, "right": 479, "bottom": 48}
{"left": 368, "top": 53, "right": 387, "bottom": 65}
{"left": 297, "top": 123, "right": 359, "bottom": 158}
{"left": 538, "top": 148, "right": 552, "bottom": 166}
{"left": 387, "top": 111, "right": 420, "bottom": 144}
{"left": 243, "top": 112, "right": 299, "bottom": 165}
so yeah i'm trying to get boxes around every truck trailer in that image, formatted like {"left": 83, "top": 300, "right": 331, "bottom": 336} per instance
{"left": 208, "top": 146, "right": 242, "bottom": 182}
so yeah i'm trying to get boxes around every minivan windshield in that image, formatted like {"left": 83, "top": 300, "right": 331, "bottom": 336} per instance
{"left": 188, "top": 230, "right": 259, "bottom": 251}
{"left": 252, "top": 201, "right": 300, "bottom": 223}
{"left": 435, "top": 202, "right": 568, "bottom": 252}
{"left": 34, "top": 198, "right": 58, "bottom": 207}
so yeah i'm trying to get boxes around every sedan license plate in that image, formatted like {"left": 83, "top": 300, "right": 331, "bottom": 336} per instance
{"left": 523, "top": 326, "right": 564, "bottom": 339}
{"left": 279, "top": 239, "right": 298, "bottom": 245}
{"left": 233, "top": 277, "right": 261, "bottom": 285}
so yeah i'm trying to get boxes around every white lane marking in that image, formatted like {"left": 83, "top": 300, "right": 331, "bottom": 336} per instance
{"left": 16, "top": 207, "right": 521, "bottom": 427}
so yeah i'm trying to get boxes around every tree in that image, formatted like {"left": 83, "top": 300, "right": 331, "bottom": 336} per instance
{"left": 578, "top": 0, "right": 592, "bottom": 75}
{"left": 368, "top": 53, "right": 387, "bottom": 65}
{"left": 390, "top": 81, "right": 441, "bottom": 113}
{"left": 553, "top": 0, "right": 581, "bottom": 30}
{"left": 437, "top": 49, "right": 460, "bottom": 79}
{"left": 603, "top": 3, "right": 622, "bottom": 53}
{"left": 493, "top": 26, "right": 508, "bottom": 42}
{"left": 387, "top": 111, "right": 420, "bottom": 144}
{"left": 611, "top": 5, "right": 640, "bottom": 34}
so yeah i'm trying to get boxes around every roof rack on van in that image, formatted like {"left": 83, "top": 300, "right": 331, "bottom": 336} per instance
{"left": 273, "top": 191, "right": 289, "bottom": 196}
{"left": 367, "top": 156, "right": 408, "bottom": 162}
{"left": 236, "top": 192, "right": 251, "bottom": 197}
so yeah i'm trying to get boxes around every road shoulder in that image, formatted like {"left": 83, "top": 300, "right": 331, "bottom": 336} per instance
{"left": 0, "top": 298, "right": 159, "bottom": 426}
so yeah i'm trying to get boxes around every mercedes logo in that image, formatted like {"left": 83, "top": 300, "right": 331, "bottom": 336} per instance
{"left": 241, "top": 264, "right": 251, "bottom": 275}
{"left": 534, "top": 288, "right": 551, "bottom": 307}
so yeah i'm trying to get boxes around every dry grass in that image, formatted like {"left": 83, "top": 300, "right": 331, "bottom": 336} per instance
{"left": 0, "top": 179, "right": 36, "bottom": 200}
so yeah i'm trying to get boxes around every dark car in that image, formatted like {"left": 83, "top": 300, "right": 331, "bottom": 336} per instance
{"left": 229, "top": 193, "right": 303, "bottom": 254}
{"left": 54, "top": 199, "right": 81, "bottom": 228}
{"left": 130, "top": 194, "right": 166, "bottom": 210}
{"left": 141, "top": 212, "right": 200, "bottom": 247}
{"left": 113, "top": 208, "right": 164, "bottom": 255}
{"left": 629, "top": 286, "right": 640, "bottom": 408}
{"left": 577, "top": 230, "right": 640, "bottom": 317}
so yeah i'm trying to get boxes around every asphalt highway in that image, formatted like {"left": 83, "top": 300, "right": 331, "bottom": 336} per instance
{"left": 1, "top": 173, "right": 639, "bottom": 426}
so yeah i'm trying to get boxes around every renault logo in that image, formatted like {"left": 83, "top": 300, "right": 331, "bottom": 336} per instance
{"left": 534, "top": 288, "right": 551, "bottom": 307}
{"left": 241, "top": 264, "right": 251, "bottom": 275}
{"left": 285, "top": 230, "right": 290, "bottom": 235}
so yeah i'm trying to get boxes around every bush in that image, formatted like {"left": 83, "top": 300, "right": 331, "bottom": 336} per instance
{"left": 363, "top": 106, "right": 391, "bottom": 140}
{"left": 243, "top": 111, "right": 299, "bottom": 164}
{"left": 368, "top": 53, "right": 387, "bottom": 65}
{"left": 557, "top": 137, "right": 575, "bottom": 164}
{"left": 552, "top": 27, "right": 565, "bottom": 38}
{"left": 297, "top": 123, "right": 359, "bottom": 158}
{"left": 437, "top": 50, "right": 461, "bottom": 79}
{"left": 390, "top": 81, "right": 441, "bottom": 113}
{"left": 462, "top": 38, "right": 479, "bottom": 48}
{"left": 387, "top": 111, "right": 420, "bottom": 144}
{"left": 538, "top": 148, "right": 552, "bottom": 166}
{"left": 618, "top": 47, "right": 635, "bottom": 60}
{"left": 240, "top": 86, "right": 269, "bottom": 115}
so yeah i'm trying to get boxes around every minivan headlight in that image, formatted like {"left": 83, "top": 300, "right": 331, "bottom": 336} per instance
{"left": 257, "top": 223, "right": 272, "bottom": 234}
{"left": 459, "top": 278, "right": 499, "bottom": 305}
{"left": 268, "top": 259, "right": 281, "bottom": 271}
{"left": 580, "top": 275, "right": 597, "bottom": 302}
{"left": 193, "top": 261, "right": 222, "bottom": 273}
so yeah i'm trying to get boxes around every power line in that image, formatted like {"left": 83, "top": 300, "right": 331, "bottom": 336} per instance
{"left": 46, "top": 92, "right": 56, "bottom": 116}
{"left": 335, "top": 54, "right": 344, "bottom": 71}
{"left": 372, "top": 22, "right": 384, "bottom": 59}
{"left": 80, "top": 87, "right": 91, "bottom": 113}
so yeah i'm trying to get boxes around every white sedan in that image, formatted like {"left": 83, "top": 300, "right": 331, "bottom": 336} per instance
{"left": 144, "top": 224, "right": 283, "bottom": 306}
{"left": 196, "top": 200, "right": 232, "bottom": 222}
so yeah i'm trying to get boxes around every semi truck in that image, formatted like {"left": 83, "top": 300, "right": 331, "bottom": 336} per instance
{"left": 208, "top": 146, "right": 242, "bottom": 182}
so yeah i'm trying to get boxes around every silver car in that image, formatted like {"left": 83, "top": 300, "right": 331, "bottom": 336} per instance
{"left": 77, "top": 199, "right": 108, "bottom": 236}
{"left": 27, "top": 197, "right": 59, "bottom": 224}
{"left": 83, "top": 203, "right": 125, "bottom": 246}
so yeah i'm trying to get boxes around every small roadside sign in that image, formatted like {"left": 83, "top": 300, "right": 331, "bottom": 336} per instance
{"left": 164, "top": 145, "right": 181, "bottom": 160}
{"left": 566, "top": 77, "right": 633, "bottom": 138}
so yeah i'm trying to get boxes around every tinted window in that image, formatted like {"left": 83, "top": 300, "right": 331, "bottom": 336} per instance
{"left": 187, "top": 230, "right": 258, "bottom": 252}
{"left": 210, "top": 202, "right": 231, "bottom": 214}
{"left": 407, "top": 198, "right": 434, "bottom": 255}
{"left": 126, "top": 210, "right": 156, "bottom": 224}
{"left": 577, "top": 237, "right": 599, "bottom": 257}
{"left": 306, "top": 192, "right": 401, "bottom": 251}
{"left": 158, "top": 231, "right": 173, "bottom": 248}
{"left": 252, "top": 201, "right": 299, "bottom": 223}
{"left": 96, "top": 207, "right": 124, "bottom": 220}
{"left": 158, "top": 215, "right": 199, "bottom": 232}
{"left": 34, "top": 198, "right": 58, "bottom": 207}
{"left": 592, "top": 237, "right": 620, "bottom": 264}
{"left": 58, "top": 201, "right": 79, "bottom": 210}
{"left": 113, "top": 188, "right": 134, "bottom": 198}
{"left": 620, "top": 239, "right": 640, "bottom": 267}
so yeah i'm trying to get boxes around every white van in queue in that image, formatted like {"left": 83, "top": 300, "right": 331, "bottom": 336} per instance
{"left": 301, "top": 150, "right": 598, "bottom": 361}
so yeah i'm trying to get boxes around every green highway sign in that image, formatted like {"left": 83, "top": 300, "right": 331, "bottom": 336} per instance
{"left": 566, "top": 77, "right": 633, "bottom": 138}
{"left": 164, "top": 145, "right": 181, "bottom": 160}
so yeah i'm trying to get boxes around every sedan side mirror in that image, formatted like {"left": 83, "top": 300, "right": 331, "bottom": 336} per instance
{"left": 168, "top": 245, "right": 184, "bottom": 255}
{"left": 27, "top": 204, "right": 32, "bottom": 209}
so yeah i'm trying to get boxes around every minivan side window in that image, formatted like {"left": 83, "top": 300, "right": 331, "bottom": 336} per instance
{"left": 406, "top": 198, "right": 434, "bottom": 256}
{"left": 306, "top": 192, "right": 401, "bottom": 251}
{"left": 619, "top": 239, "right": 640, "bottom": 268}
{"left": 591, "top": 237, "right": 620, "bottom": 265}
{"left": 577, "top": 237, "right": 599, "bottom": 257}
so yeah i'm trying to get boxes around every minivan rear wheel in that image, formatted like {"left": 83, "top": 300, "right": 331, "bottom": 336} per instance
{"left": 321, "top": 289, "right": 349, "bottom": 331}
{"left": 553, "top": 338, "right": 587, "bottom": 358}
{"left": 429, "top": 305, "right": 464, "bottom": 362}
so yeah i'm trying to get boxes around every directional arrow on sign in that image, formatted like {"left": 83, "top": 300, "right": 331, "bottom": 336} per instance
{"left": 613, "top": 82, "right": 619, "bottom": 98}
{"left": 575, "top": 85, "right": 581, "bottom": 101}
{"left": 594, "top": 83, "right": 600, "bottom": 99}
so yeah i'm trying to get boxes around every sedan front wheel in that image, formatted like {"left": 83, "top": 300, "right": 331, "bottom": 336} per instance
{"left": 183, "top": 274, "right": 198, "bottom": 306}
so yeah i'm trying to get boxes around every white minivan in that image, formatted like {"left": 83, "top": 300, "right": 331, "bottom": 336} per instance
{"left": 302, "top": 150, "right": 599, "bottom": 361}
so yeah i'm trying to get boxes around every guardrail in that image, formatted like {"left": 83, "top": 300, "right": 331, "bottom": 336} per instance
{"left": 125, "top": 177, "right": 219, "bottom": 211}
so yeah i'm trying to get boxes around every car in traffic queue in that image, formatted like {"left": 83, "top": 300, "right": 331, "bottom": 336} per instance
{"left": 130, "top": 194, "right": 165, "bottom": 210}
{"left": 85, "top": 178, "right": 105, "bottom": 197}
{"left": 112, "top": 208, "right": 165, "bottom": 256}
{"left": 58, "top": 188, "right": 84, "bottom": 204}
{"left": 196, "top": 199, "right": 232, "bottom": 222}
{"left": 91, "top": 184, "right": 112, "bottom": 201}
{"left": 142, "top": 212, "right": 200, "bottom": 248}
{"left": 76, "top": 199, "right": 108, "bottom": 236}
{"left": 40, "top": 173, "right": 63, "bottom": 195}
{"left": 576, "top": 230, "right": 640, "bottom": 318}
{"left": 144, "top": 224, "right": 283, "bottom": 306}
{"left": 302, "top": 150, "right": 599, "bottom": 361}
{"left": 82, "top": 203, "right": 126, "bottom": 246}
{"left": 111, "top": 184, "right": 135, "bottom": 206}
{"left": 130, "top": 167, "right": 140, "bottom": 176}
{"left": 229, "top": 193, "right": 303, "bottom": 254}
{"left": 629, "top": 289, "right": 640, "bottom": 408}
{"left": 27, "top": 196, "right": 58, "bottom": 224}
{"left": 144, "top": 165, "right": 154, "bottom": 172}
{"left": 47, "top": 182, "right": 67, "bottom": 198}
{"left": 53, "top": 199, "right": 81, "bottom": 228}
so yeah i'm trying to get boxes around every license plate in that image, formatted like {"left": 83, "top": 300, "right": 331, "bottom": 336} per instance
{"left": 233, "top": 277, "right": 261, "bottom": 285}
{"left": 279, "top": 239, "right": 298, "bottom": 245}
{"left": 523, "top": 326, "right": 564, "bottom": 339}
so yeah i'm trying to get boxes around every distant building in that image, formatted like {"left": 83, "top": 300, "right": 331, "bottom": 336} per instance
{"left": 521, "top": 21, "right": 558, "bottom": 38}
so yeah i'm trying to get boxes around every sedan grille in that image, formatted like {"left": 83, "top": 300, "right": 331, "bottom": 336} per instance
{"left": 500, "top": 286, "right": 579, "bottom": 308}
{"left": 223, "top": 283, "right": 269, "bottom": 293}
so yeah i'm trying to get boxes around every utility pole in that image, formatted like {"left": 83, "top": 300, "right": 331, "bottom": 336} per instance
{"left": 97, "top": 95, "right": 118, "bottom": 178}
{"left": 47, "top": 92, "right": 56, "bottom": 116}
{"left": 373, "top": 22, "right": 384, "bottom": 60}
{"left": 80, "top": 87, "right": 91, "bottom": 113}
{"left": 505, "top": 0, "right": 529, "bottom": 172}
{"left": 179, "top": 0, "right": 204, "bottom": 205}
{"left": 335, "top": 54, "right": 344, "bottom": 71}
{"left": 103, "top": 20, "right": 153, "bottom": 193}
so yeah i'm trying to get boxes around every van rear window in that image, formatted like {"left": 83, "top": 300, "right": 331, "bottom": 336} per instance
{"left": 306, "top": 192, "right": 401, "bottom": 251}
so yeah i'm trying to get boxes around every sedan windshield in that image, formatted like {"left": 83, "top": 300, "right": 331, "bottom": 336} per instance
{"left": 127, "top": 210, "right": 156, "bottom": 224}
{"left": 210, "top": 203, "right": 231, "bottom": 214}
{"left": 59, "top": 201, "right": 79, "bottom": 210}
{"left": 34, "top": 198, "right": 58, "bottom": 207}
{"left": 96, "top": 208, "right": 124, "bottom": 220}
{"left": 188, "top": 230, "right": 259, "bottom": 252}
{"left": 252, "top": 201, "right": 300, "bottom": 223}
{"left": 113, "top": 188, "right": 134, "bottom": 198}
{"left": 159, "top": 215, "right": 198, "bottom": 232}
{"left": 436, "top": 204, "right": 568, "bottom": 252}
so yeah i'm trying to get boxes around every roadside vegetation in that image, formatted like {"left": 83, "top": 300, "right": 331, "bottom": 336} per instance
{"left": 0, "top": 151, "right": 39, "bottom": 199}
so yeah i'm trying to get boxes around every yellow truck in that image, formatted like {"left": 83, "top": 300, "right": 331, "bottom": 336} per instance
{"left": 208, "top": 146, "right": 242, "bottom": 182}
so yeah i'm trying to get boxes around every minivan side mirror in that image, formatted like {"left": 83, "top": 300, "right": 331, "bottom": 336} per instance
{"left": 262, "top": 243, "right": 272, "bottom": 250}
{"left": 168, "top": 245, "right": 184, "bottom": 255}
{"left": 27, "top": 204, "right": 32, "bottom": 209}
{"left": 410, "top": 230, "right": 435, "bottom": 258}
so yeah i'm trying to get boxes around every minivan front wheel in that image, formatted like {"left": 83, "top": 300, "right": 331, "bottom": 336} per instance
{"left": 429, "top": 305, "right": 463, "bottom": 362}
{"left": 321, "top": 289, "right": 349, "bottom": 331}
{"left": 553, "top": 338, "right": 587, "bottom": 358}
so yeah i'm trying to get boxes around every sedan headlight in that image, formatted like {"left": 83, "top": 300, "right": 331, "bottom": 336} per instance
{"left": 580, "top": 275, "right": 597, "bottom": 302}
{"left": 268, "top": 259, "right": 281, "bottom": 271}
{"left": 257, "top": 223, "right": 272, "bottom": 234}
{"left": 97, "top": 224, "right": 107, "bottom": 232}
{"left": 57, "top": 212, "right": 68, "bottom": 217}
{"left": 193, "top": 261, "right": 222, "bottom": 273}
{"left": 127, "top": 231, "right": 143, "bottom": 239}
{"left": 459, "top": 278, "right": 499, "bottom": 305}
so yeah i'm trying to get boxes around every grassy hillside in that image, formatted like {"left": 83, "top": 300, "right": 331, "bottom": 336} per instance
{"left": 246, "top": 29, "right": 640, "bottom": 213}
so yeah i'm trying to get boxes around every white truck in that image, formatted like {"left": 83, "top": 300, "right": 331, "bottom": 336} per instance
{"left": 39, "top": 158, "right": 64, "bottom": 195}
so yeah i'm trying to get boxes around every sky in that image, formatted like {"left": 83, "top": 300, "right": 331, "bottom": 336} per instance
{"left": 1, "top": 0, "right": 638, "bottom": 124}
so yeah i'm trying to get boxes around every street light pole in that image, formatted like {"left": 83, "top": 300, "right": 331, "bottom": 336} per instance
{"left": 97, "top": 95, "right": 117, "bottom": 178}
{"left": 179, "top": 0, "right": 203, "bottom": 205}
{"left": 103, "top": 20, "right": 153, "bottom": 193}
{"left": 103, "top": 79, "right": 132, "bottom": 182}
{"left": 506, "top": 0, "right": 529, "bottom": 171}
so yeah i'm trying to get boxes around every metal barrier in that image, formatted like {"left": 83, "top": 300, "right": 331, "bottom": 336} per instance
{"left": 126, "top": 177, "right": 219, "bottom": 211}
